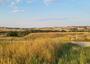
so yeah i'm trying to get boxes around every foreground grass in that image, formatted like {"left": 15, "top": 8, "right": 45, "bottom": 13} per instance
{"left": 0, "top": 38, "right": 90, "bottom": 64}
{"left": 0, "top": 32, "right": 90, "bottom": 64}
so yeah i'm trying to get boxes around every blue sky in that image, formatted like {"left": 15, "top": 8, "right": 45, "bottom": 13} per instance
{"left": 0, "top": 0, "right": 90, "bottom": 27}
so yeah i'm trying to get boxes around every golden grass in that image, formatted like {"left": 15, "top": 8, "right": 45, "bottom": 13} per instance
{"left": 0, "top": 37, "right": 65, "bottom": 64}
{"left": 0, "top": 32, "right": 90, "bottom": 64}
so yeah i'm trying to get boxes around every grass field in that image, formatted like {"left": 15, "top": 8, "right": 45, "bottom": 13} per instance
{"left": 0, "top": 32, "right": 90, "bottom": 64}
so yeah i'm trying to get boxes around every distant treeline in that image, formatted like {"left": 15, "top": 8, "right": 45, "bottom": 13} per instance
{"left": 29, "top": 29, "right": 90, "bottom": 33}
{"left": 0, "top": 28, "right": 90, "bottom": 37}
{"left": 0, "top": 31, "right": 30, "bottom": 37}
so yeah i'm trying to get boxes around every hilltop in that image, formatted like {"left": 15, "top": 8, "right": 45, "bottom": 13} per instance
{"left": 0, "top": 26, "right": 90, "bottom": 32}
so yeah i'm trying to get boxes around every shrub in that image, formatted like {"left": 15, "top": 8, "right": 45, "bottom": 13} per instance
{"left": 7, "top": 31, "right": 18, "bottom": 37}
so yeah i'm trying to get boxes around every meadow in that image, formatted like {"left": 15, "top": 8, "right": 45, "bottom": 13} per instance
{"left": 0, "top": 32, "right": 90, "bottom": 64}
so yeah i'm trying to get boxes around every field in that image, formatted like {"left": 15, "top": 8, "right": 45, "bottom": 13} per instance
{"left": 0, "top": 31, "right": 90, "bottom": 64}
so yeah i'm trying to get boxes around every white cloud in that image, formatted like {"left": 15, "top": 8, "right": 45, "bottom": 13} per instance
{"left": 0, "top": 0, "right": 56, "bottom": 7}
{"left": 0, "top": 0, "right": 58, "bottom": 12}
{"left": 43, "top": 0, "right": 56, "bottom": 6}
{"left": 9, "top": 0, "right": 25, "bottom": 13}
{"left": 10, "top": 1, "right": 24, "bottom": 13}
{"left": 12, "top": 9, "right": 24, "bottom": 13}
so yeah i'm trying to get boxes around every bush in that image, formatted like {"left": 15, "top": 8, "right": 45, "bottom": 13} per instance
{"left": 7, "top": 31, "right": 18, "bottom": 37}
{"left": 6, "top": 31, "right": 30, "bottom": 37}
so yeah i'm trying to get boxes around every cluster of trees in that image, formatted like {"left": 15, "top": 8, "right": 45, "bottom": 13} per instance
{"left": 7, "top": 31, "right": 30, "bottom": 37}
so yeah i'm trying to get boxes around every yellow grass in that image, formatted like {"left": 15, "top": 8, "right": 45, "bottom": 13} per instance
{"left": 0, "top": 32, "right": 90, "bottom": 64}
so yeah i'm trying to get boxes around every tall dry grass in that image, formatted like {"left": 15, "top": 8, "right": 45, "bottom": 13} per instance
{"left": 0, "top": 32, "right": 90, "bottom": 64}
{"left": 0, "top": 37, "right": 65, "bottom": 64}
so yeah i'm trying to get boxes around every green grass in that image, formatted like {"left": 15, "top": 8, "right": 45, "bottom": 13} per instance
{"left": 58, "top": 43, "right": 90, "bottom": 64}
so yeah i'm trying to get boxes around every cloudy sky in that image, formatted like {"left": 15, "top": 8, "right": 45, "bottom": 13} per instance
{"left": 0, "top": 0, "right": 90, "bottom": 27}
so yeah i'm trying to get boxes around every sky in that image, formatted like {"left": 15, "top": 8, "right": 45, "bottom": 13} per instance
{"left": 0, "top": 0, "right": 90, "bottom": 28}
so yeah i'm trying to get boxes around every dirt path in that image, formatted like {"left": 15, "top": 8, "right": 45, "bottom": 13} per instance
{"left": 71, "top": 42, "right": 90, "bottom": 47}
